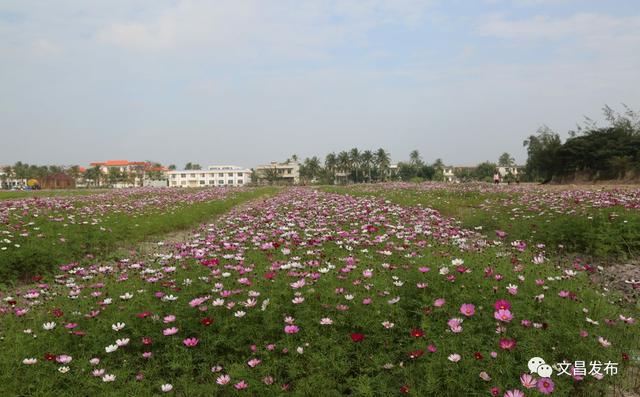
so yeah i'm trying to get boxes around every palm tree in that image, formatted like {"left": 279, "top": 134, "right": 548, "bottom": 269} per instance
{"left": 361, "top": 150, "right": 374, "bottom": 182}
{"left": 349, "top": 148, "right": 361, "bottom": 182}
{"left": 325, "top": 152, "right": 337, "bottom": 183}
{"left": 375, "top": 148, "right": 390, "bottom": 181}
{"left": 409, "top": 150, "right": 423, "bottom": 168}
{"left": 337, "top": 151, "right": 351, "bottom": 184}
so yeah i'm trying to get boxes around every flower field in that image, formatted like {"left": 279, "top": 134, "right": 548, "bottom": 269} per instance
{"left": 0, "top": 187, "right": 277, "bottom": 283}
{"left": 0, "top": 187, "right": 638, "bottom": 396}
{"left": 328, "top": 183, "right": 640, "bottom": 260}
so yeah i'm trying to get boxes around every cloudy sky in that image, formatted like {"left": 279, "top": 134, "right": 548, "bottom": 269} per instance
{"left": 1, "top": 0, "right": 639, "bottom": 168}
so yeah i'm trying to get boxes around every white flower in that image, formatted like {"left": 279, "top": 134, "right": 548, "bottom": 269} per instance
{"left": 448, "top": 353, "right": 461, "bottom": 362}
{"left": 119, "top": 292, "right": 133, "bottom": 300}
{"left": 382, "top": 321, "right": 395, "bottom": 329}
{"left": 320, "top": 318, "right": 333, "bottom": 325}
{"left": 234, "top": 311, "right": 246, "bottom": 318}
{"left": 102, "top": 374, "right": 116, "bottom": 382}
{"left": 296, "top": 346, "right": 304, "bottom": 354}
{"left": 42, "top": 322, "right": 56, "bottom": 331}
{"left": 161, "top": 384, "right": 173, "bottom": 392}
{"left": 162, "top": 294, "right": 178, "bottom": 302}
{"left": 22, "top": 358, "right": 38, "bottom": 365}
{"left": 58, "top": 366, "right": 70, "bottom": 373}
{"left": 105, "top": 344, "right": 118, "bottom": 353}
{"left": 111, "top": 322, "right": 125, "bottom": 332}
{"left": 115, "top": 338, "right": 130, "bottom": 347}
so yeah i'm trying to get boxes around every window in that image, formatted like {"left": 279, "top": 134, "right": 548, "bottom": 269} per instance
{"left": 201, "top": 173, "right": 205, "bottom": 177}
{"left": 228, "top": 180, "right": 233, "bottom": 184}
{"left": 181, "top": 181, "right": 186, "bottom": 185}
{"left": 171, "top": 174, "right": 176, "bottom": 179}
{"left": 180, "top": 174, "right": 186, "bottom": 178}
{"left": 209, "top": 180, "right": 215, "bottom": 184}
{"left": 219, "top": 173, "right": 224, "bottom": 177}
{"left": 218, "top": 180, "right": 224, "bottom": 184}
{"left": 171, "top": 181, "right": 177, "bottom": 186}
{"left": 228, "top": 173, "right": 233, "bottom": 177}
{"left": 237, "top": 172, "right": 243, "bottom": 177}
{"left": 199, "top": 180, "right": 205, "bottom": 185}
{"left": 287, "top": 169, "right": 291, "bottom": 174}
{"left": 237, "top": 180, "right": 243, "bottom": 184}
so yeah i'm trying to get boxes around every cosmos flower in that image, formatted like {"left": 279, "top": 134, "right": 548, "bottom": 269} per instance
{"left": 284, "top": 325, "right": 299, "bottom": 334}
{"left": 183, "top": 338, "right": 199, "bottom": 347}
{"left": 448, "top": 354, "right": 461, "bottom": 362}
{"left": 537, "top": 377, "right": 554, "bottom": 394}
{"left": 460, "top": 303, "right": 475, "bottom": 317}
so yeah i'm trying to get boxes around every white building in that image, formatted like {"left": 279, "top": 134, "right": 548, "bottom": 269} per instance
{"left": 255, "top": 161, "right": 300, "bottom": 185}
{"left": 168, "top": 165, "right": 251, "bottom": 188}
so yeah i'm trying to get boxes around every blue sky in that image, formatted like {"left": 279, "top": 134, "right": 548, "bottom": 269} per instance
{"left": 1, "top": 0, "right": 639, "bottom": 168}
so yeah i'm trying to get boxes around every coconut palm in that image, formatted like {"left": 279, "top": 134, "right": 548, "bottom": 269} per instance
{"left": 361, "top": 150, "right": 374, "bottom": 182}
{"left": 349, "top": 148, "right": 361, "bottom": 182}
{"left": 337, "top": 151, "right": 351, "bottom": 184}
{"left": 375, "top": 148, "right": 390, "bottom": 181}
{"left": 324, "top": 152, "right": 337, "bottom": 183}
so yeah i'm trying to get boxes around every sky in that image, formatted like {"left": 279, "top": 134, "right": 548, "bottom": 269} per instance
{"left": 1, "top": 0, "right": 639, "bottom": 168}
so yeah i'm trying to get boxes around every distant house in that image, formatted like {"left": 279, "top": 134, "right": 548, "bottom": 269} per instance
{"left": 41, "top": 173, "right": 76, "bottom": 189}
{"left": 167, "top": 165, "right": 251, "bottom": 188}
{"left": 497, "top": 166, "right": 523, "bottom": 179}
{"left": 89, "top": 160, "right": 168, "bottom": 188}
{"left": 255, "top": 161, "right": 300, "bottom": 185}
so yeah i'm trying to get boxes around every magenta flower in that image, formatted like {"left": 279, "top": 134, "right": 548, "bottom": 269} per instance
{"left": 504, "top": 390, "right": 524, "bottom": 397}
{"left": 520, "top": 373, "right": 537, "bottom": 389}
{"left": 494, "top": 300, "right": 511, "bottom": 311}
{"left": 537, "top": 377, "right": 555, "bottom": 394}
{"left": 460, "top": 303, "right": 475, "bottom": 317}
{"left": 216, "top": 374, "right": 231, "bottom": 385}
{"left": 183, "top": 337, "right": 199, "bottom": 347}
{"left": 284, "top": 325, "right": 299, "bottom": 334}
{"left": 247, "top": 358, "right": 261, "bottom": 368}
{"left": 499, "top": 338, "right": 516, "bottom": 350}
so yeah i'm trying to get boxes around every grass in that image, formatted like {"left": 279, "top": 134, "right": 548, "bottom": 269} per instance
{"left": 0, "top": 189, "right": 103, "bottom": 200}
{"left": 0, "top": 187, "right": 279, "bottom": 284}
{"left": 0, "top": 188, "right": 637, "bottom": 396}
{"left": 323, "top": 184, "right": 640, "bottom": 260}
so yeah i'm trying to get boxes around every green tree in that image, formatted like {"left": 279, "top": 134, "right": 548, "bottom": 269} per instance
{"left": 523, "top": 125, "right": 562, "bottom": 183}
{"left": 374, "top": 148, "right": 390, "bottom": 181}
{"left": 498, "top": 152, "right": 515, "bottom": 167}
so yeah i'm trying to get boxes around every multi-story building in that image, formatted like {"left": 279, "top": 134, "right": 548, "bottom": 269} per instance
{"left": 88, "top": 160, "right": 167, "bottom": 188}
{"left": 167, "top": 165, "right": 251, "bottom": 188}
{"left": 255, "top": 161, "right": 300, "bottom": 185}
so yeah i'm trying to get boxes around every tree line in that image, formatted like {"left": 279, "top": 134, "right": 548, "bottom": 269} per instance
{"left": 523, "top": 105, "right": 640, "bottom": 182}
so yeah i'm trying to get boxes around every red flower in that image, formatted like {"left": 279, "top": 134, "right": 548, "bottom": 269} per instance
{"left": 408, "top": 350, "right": 424, "bottom": 359}
{"left": 474, "top": 352, "right": 483, "bottom": 360}
{"left": 490, "top": 387, "right": 500, "bottom": 396}
{"left": 400, "top": 385, "right": 410, "bottom": 394}
{"left": 350, "top": 333, "right": 365, "bottom": 342}
{"left": 410, "top": 328, "right": 425, "bottom": 338}
{"left": 136, "top": 311, "right": 152, "bottom": 319}
{"left": 622, "top": 353, "right": 629, "bottom": 361}
{"left": 142, "top": 337, "right": 153, "bottom": 345}
{"left": 72, "top": 331, "right": 86, "bottom": 337}
{"left": 52, "top": 308, "right": 64, "bottom": 317}
{"left": 201, "top": 317, "right": 214, "bottom": 326}
{"left": 44, "top": 353, "right": 56, "bottom": 361}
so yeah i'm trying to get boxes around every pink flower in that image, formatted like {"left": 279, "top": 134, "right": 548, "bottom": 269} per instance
{"left": 520, "top": 373, "right": 537, "bottom": 389}
{"left": 537, "top": 377, "right": 554, "bottom": 394}
{"left": 504, "top": 390, "right": 524, "bottom": 397}
{"left": 163, "top": 315, "right": 176, "bottom": 324}
{"left": 495, "top": 230, "right": 507, "bottom": 239}
{"left": 163, "top": 327, "right": 179, "bottom": 336}
{"left": 247, "top": 358, "right": 261, "bottom": 368}
{"left": 183, "top": 337, "right": 199, "bottom": 347}
{"left": 460, "top": 303, "right": 475, "bottom": 317}
{"left": 447, "top": 353, "right": 461, "bottom": 362}
{"left": 234, "top": 380, "right": 248, "bottom": 390}
{"left": 284, "top": 325, "right": 299, "bottom": 334}
{"left": 494, "top": 309, "right": 513, "bottom": 322}
{"left": 447, "top": 318, "right": 463, "bottom": 333}
{"left": 216, "top": 374, "right": 231, "bottom": 385}
{"left": 434, "top": 298, "right": 446, "bottom": 307}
